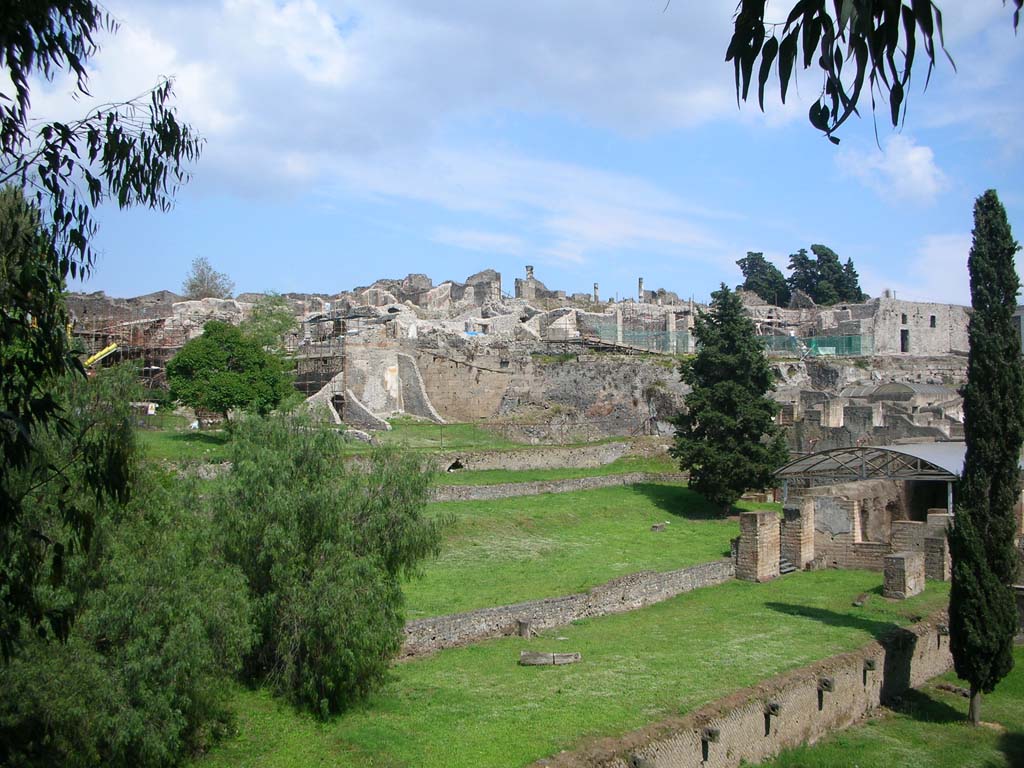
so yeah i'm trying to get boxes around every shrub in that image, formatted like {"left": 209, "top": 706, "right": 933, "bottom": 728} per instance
{"left": 212, "top": 415, "right": 443, "bottom": 716}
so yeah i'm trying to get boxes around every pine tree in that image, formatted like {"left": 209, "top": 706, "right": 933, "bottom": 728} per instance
{"left": 948, "top": 189, "right": 1024, "bottom": 725}
{"left": 671, "top": 284, "right": 789, "bottom": 513}
{"left": 736, "top": 252, "right": 791, "bottom": 307}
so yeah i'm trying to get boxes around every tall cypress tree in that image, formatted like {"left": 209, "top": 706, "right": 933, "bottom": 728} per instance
{"left": 948, "top": 189, "right": 1024, "bottom": 725}
{"left": 671, "top": 284, "right": 789, "bottom": 514}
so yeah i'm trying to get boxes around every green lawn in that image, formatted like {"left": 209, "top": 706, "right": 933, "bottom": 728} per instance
{"left": 758, "top": 645, "right": 1024, "bottom": 768}
{"left": 405, "top": 483, "right": 751, "bottom": 618}
{"left": 372, "top": 417, "right": 525, "bottom": 452}
{"left": 434, "top": 454, "right": 679, "bottom": 485}
{"left": 196, "top": 571, "right": 950, "bottom": 768}
{"left": 136, "top": 427, "right": 232, "bottom": 462}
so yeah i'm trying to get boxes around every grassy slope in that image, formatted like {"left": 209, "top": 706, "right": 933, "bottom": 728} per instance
{"left": 197, "top": 571, "right": 950, "bottom": 768}
{"left": 759, "top": 646, "right": 1024, "bottom": 768}
{"left": 405, "top": 483, "right": 761, "bottom": 618}
{"left": 433, "top": 454, "right": 679, "bottom": 485}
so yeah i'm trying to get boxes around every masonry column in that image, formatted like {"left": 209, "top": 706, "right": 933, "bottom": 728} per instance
{"left": 666, "top": 311, "right": 677, "bottom": 355}
{"left": 736, "top": 511, "right": 781, "bottom": 582}
{"left": 615, "top": 308, "right": 623, "bottom": 345}
{"left": 924, "top": 510, "right": 953, "bottom": 581}
{"left": 781, "top": 499, "right": 814, "bottom": 570}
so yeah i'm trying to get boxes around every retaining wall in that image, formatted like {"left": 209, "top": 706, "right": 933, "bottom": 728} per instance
{"left": 429, "top": 472, "right": 687, "bottom": 502}
{"left": 432, "top": 441, "right": 630, "bottom": 473}
{"left": 534, "top": 611, "right": 952, "bottom": 768}
{"left": 402, "top": 559, "right": 734, "bottom": 657}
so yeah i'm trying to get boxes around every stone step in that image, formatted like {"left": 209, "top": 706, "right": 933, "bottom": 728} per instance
{"left": 779, "top": 558, "right": 798, "bottom": 575}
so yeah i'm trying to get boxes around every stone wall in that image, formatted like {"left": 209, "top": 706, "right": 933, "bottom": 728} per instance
{"left": 781, "top": 501, "right": 814, "bottom": 569}
{"left": 402, "top": 560, "right": 734, "bottom": 657}
{"left": 433, "top": 441, "right": 630, "bottom": 473}
{"left": 534, "top": 611, "right": 952, "bottom": 768}
{"left": 429, "top": 472, "right": 687, "bottom": 503}
{"left": 396, "top": 353, "right": 444, "bottom": 423}
{"left": 416, "top": 351, "right": 513, "bottom": 421}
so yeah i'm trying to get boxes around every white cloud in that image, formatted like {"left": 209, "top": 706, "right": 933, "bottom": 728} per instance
{"left": 860, "top": 233, "right": 971, "bottom": 305}
{"left": 433, "top": 228, "right": 524, "bottom": 256}
{"left": 836, "top": 136, "right": 949, "bottom": 204}
{"left": 326, "top": 145, "right": 729, "bottom": 265}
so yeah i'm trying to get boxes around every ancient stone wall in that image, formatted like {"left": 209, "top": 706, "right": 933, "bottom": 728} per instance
{"left": 867, "top": 298, "right": 970, "bottom": 355}
{"left": 416, "top": 351, "right": 513, "bottom": 421}
{"left": 402, "top": 560, "right": 734, "bottom": 657}
{"left": 535, "top": 611, "right": 952, "bottom": 768}
{"left": 781, "top": 502, "right": 814, "bottom": 569}
{"left": 429, "top": 472, "right": 687, "bottom": 503}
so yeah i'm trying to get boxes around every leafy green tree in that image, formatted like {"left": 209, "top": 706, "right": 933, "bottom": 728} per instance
{"left": 1, "top": 3, "right": 200, "bottom": 654}
{"left": 736, "top": 251, "right": 791, "bottom": 306}
{"left": 727, "top": 0, "right": 1023, "bottom": 142}
{"left": 948, "top": 189, "right": 1024, "bottom": 725}
{"left": 785, "top": 244, "right": 865, "bottom": 304}
{"left": 241, "top": 293, "right": 298, "bottom": 353}
{"left": 167, "top": 321, "right": 292, "bottom": 421}
{"left": 212, "top": 415, "right": 444, "bottom": 716}
{"left": 0, "top": 365, "right": 252, "bottom": 767}
{"left": 671, "top": 284, "right": 788, "bottom": 513}
{"left": 182, "top": 256, "right": 234, "bottom": 299}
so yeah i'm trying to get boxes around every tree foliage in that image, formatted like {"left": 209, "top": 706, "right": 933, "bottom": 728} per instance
{"left": 211, "top": 415, "right": 444, "bottom": 717}
{"left": 786, "top": 243, "right": 866, "bottom": 304}
{"left": 727, "top": 0, "right": 1023, "bottom": 142}
{"left": 948, "top": 189, "right": 1024, "bottom": 725}
{"left": 737, "top": 251, "right": 791, "bottom": 306}
{"left": 671, "top": 285, "right": 789, "bottom": 512}
{"left": 241, "top": 293, "right": 298, "bottom": 353}
{"left": 167, "top": 321, "right": 292, "bottom": 420}
{"left": 182, "top": 256, "right": 235, "bottom": 300}
{"left": 1, "top": 2, "right": 200, "bottom": 655}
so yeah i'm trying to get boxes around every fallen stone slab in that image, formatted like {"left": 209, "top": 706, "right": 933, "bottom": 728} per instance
{"left": 519, "top": 651, "right": 581, "bottom": 666}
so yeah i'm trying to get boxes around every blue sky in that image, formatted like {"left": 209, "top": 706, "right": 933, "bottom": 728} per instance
{"left": 28, "top": 0, "right": 1024, "bottom": 305}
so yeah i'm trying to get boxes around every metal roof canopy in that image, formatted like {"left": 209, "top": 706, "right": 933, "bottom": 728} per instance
{"left": 775, "top": 442, "right": 973, "bottom": 483}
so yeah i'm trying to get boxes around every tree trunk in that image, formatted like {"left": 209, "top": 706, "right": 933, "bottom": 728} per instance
{"left": 968, "top": 687, "right": 982, "bottom": 725}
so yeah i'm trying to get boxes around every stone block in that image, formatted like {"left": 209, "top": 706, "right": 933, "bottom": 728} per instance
{"left": 781, "top": 501, "right": 814, "bottom": 570}
{"left": 883, "top": 552, "right": 925, "bottom": 599}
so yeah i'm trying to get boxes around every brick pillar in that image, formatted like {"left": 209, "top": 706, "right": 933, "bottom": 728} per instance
{"left": 736, "top": 511, "right": 781, "bottom": 582}
{"left": 883, "top": 552, "right": 925, "bottom": 599}
{"left": 781, "top": 500, "right": 814, "bottom": 570}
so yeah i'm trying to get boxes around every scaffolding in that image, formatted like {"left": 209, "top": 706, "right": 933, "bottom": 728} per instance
{"left": 762, "top": 334, "right": 874, "bottom": 358}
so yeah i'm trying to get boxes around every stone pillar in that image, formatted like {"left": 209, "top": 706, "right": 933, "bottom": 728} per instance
{"left": 1014, "top": 585, "right": 1024, "bottom": 641}
{"left": 883, "top": 552, "right": 925, "bottom": 599}
{"left": 593, "top": 283, "right": 599, "bottom": 303}
{"left": 526, "top": 265, "right": 534, "bottom": 280}
{"left": 638, "top": 277, "right": 644, "bottom": 303}
{"left": 924, "top": 535, "right": 951, "bottom": 581}
{"left": 666, "top": 312, "right": 677, "bottom": 354}
{"left": 781, "top": 500, "right": 814, "bottom": 570}
{"left": 736, "top": 511, "right": 781, "bottom": 582}
{"left": 615, "top": 308, "right": 624, "bottom": 345}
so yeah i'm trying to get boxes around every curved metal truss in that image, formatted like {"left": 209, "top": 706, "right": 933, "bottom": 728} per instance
{"left": 775, "top": 444, "right": 964, "bottom": 483}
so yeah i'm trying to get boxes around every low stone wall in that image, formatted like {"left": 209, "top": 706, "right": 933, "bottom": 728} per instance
{"left": 433, "top": 441, "right": 630, "bottom": 473}
{"left": 402, "top": 560, "right": 734, "bottom": 657}
{"left": 533, "top": 611, "right": 952, "bottom": 768}
{"left": 429, "top": 472, "right": 687, "bottom": 502}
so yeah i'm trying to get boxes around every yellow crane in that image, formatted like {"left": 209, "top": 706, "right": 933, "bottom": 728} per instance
{"left": 83, "top": 343, "right": 118, "bottom": 368}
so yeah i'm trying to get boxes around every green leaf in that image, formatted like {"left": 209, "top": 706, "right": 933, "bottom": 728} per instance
{"left": 757, "top": 36, "right": 780, "bottom": 109}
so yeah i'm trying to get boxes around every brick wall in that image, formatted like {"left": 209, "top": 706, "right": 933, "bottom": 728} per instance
{"left": 429, "top": 472, "right": 687, "bottom": 502}
{"left": 781, "top": 501, "right": 814, "bottom": 569}
{"left": 402, "top": 560, "right": 734, "bottom": 657}
{"left": 736, "top": 511, "right": 780, "bottom": 582}
{"left": 534, "top": 611, "right": 952, "bottom": 768}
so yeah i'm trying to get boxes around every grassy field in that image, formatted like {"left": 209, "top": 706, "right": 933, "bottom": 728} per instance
{"left": 405, "top": 483, "right": 759, "bottom": 618}
{"left": 136, "top": 426, "right": 232, "bottom": 462}
{"left": 434, "top": 453, "right": 679, "bottom": 485}
{"left": 371, "top": 417, "right": 525, "bottom": 452}
{"left": 196, "top": 571, "right": 950, "bottom": 768}
{"left": 758, "top": 646, "right": 1024, "bottom": 768}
